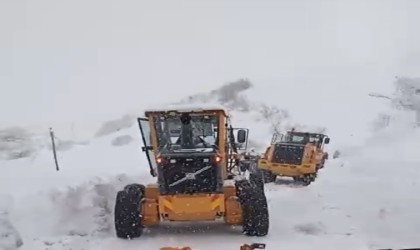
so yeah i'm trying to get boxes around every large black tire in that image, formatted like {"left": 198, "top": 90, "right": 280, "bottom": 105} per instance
{"left": 114, "top": 184, "right": 145, "bottom": 239}
{"left": 317, "top": 158, "right": 326, "bottom": 170}
{"left": 262, "top": 170, "right": 277, "bottom": 183}
{"left": 248, "top": 161, "right": 265, "bottom": 192}
{"left": 124, "top": 184, "right": 145, "bottom": 197}
{"left": 293, "top": 173, "right": 317, "bottom": 186}
{"left": 236, "top": 180, "right": 269, "bottom": 237}
{"left": 249, "top": 170, "right": 264, "bottom": 193}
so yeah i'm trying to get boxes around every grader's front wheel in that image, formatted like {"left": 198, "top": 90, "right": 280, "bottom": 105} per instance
{"left": 114, "top": 184, "right": 145, "bottom": 239}
{"left": 236, "top": 180, "right": 269, "bottom": 236}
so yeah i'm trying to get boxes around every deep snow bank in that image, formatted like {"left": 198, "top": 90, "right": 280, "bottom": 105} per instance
{"left": 0, "top": 214, "right": 23, "bottom": 250}
{"left": 0, "top": 124, "right": 156, "bottom": 245}
{"left": 0, "top": 199, "right": 23, "bottom": 250}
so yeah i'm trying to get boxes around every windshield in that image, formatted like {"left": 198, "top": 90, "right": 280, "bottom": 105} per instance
{"left": 152, "top": 113, "right": 218, "bottom": 152}
{"left": 285, "top": 133, "right": 321, "bottom": 144}
{"left": 288, "top": 135, "right": 305, "bottom": 143}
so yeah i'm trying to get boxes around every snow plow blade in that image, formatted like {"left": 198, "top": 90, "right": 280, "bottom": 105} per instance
{"left": 160, "top": 243, "right": 265, "bottom": 250}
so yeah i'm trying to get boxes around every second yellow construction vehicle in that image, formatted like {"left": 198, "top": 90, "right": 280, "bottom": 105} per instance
{"left": 114, "top": 105, "right": 269, "bottom": 239}
{"left": 257, "top": 129, "right": 330, "bottom": 185}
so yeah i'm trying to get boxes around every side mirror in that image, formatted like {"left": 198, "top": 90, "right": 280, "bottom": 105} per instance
{"left": 237, "top": 129, "right": 247, "bottom": 143}
{"left": 324, "top": 137, "right": 330, "bottom": 144}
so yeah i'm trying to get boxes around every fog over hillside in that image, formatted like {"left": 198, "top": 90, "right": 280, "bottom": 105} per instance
{"left": 2, "top": 1, "right": 419, "bottom": 139}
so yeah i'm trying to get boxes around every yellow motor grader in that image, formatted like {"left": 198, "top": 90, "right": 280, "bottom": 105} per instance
{"left": 114, "top": 105, "right": 269, "bottom": 239}
{"left": 257, "top": 129, "right": 330, "bottom": 185}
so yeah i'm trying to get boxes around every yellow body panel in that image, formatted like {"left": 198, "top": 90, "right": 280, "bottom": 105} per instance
{"left": 258, "top": 142, "right": 318, "bottom": 177}
{"left": 158, "top": 194, "right": 225, "bottom": 221}
{"left": 314, "top": 149, "right": 327, "bottom": 166}
{"left": 224, "top": 196, "right": 242, "bottom": 225}
{"left": 142, "top": 184, "right": 160, "bottom": 226}
{"left": 141, "top": 184, "right": 243, "bottom": 225}
{"left": 223, "top": 184, "right": 242, "bottom": 225}
{"left": 258, "top": 159, "right": 316, "bottom": 176}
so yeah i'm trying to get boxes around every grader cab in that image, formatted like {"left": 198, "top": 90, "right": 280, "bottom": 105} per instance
{"left": 257, "top": 130, "right": 330, "bottom": 185}
{"left": 114, "top": 105, "right": 269, "bottom": 239}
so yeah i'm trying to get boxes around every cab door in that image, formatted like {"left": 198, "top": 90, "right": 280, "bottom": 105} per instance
{"left": 137, "top": 118, "right": 157, "bottom": 177}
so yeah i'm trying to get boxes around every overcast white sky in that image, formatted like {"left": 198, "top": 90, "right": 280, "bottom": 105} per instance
{"left": 1, "top": 0, "right": 419, "bottom": 134}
